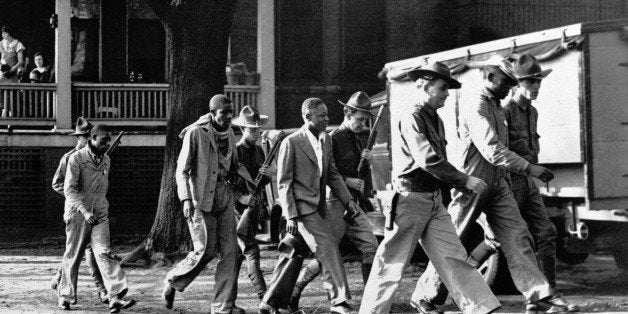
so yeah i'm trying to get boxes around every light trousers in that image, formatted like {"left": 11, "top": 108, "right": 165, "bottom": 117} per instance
{"left": 359, "top": 190, "right": 500, "bottom": 314}
{"left": 57, "top": 212, "right": 128, "bottom": 303}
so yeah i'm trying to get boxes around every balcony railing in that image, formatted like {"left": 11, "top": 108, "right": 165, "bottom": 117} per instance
{"left": 72, "top": 83, "right": 170, "bottom": 126}
{"left": 225, "top": 85, "right": 260, "bottom": 114}
{"left": 0, "top": 83, "right": 260, "bottom": 129}
{"left": 0, "top": 83, "right": 56, "bottom": 126}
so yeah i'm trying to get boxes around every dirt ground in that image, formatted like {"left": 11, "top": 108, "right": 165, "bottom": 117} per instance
{"left": 0, "top": 244, "right": 627, "bottom": 314}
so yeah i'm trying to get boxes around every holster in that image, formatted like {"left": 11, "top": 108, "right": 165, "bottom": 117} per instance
{"left": 381, "top": 191, "right": 399, "bottom": 231}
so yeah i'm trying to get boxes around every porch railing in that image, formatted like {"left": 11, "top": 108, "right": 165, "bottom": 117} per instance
{"left": 225, "top": 85, "right": 260, "bottom": 114}
{"left": 72, "top": 83, "right": 170, "bottom": 126}
{"left": 0, "top": 83, "right": 261, "bottom": 129}
{"left": 0, "top": 83, "right": 56, "bottom": 126}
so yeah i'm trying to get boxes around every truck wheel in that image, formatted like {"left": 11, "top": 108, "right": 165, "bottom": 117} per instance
{"left": 612, "top": 248, "right": 628, "bottom": 277}
{"left": 556, "top": 235, "right": 589, "bottom": 265}
{"left": 478, "top": 250, "right": 499, "bottom": 286}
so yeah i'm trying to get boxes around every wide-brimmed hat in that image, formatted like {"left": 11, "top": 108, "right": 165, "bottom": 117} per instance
{"left": 485, "top": 56, "right": 518, "bottom": 86}
{"left": 232, "top": 105, "right": 268, "bottom": 128}
{"left": 69, "top": 117, "right": 93, "bottom": 136}
{"left": 513, "top": 54, "right": 552, "bottom": 80}
{"left": 337, "top": 91, "right": 373, "bottom": 115}
{"left": 406, "top": 61, "right": 461, "bottom": 89}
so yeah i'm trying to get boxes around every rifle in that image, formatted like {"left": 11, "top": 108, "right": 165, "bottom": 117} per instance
{"left": 251, "top": 131, "right": 287, "bottom": 195}
{"left": 105, "top": 131, "right": 124, "bottom": 156}
{"left": 355, "top": 103, "right": 387, "bottom": 196}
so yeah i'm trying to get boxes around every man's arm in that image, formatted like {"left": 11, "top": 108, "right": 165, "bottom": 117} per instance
{"left": 465, "top": 100, "right": 529, "bottom": 173}
{"left": 64, "top": 153, "right": 90, "bottom": 220}
{"left": 277, "top": 138, "right": 298, "bottom": 219}
{"left": 326, "top": 138, "right": 353, "bottom": 206}
{"left": 175, "top": 127, "right": 198, "bottom": 203}
{"left": 399, "top": 114, "right": 468, "bottom": 188}
{"left": 52, "top": 154, "right": 68, "bottom": 195}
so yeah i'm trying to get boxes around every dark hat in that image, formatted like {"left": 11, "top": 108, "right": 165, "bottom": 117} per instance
{"left": 485, "top": 56, "right": 518, "bottom": 85}
{"left": 69, "top": 117, "right": 93, "bottom": 136}
{"left": 513, "top": 54, "right": 552, "bottom": 80}
{"left": 407, "top": 61, "right": 462, "bottom": 89}
{"left": 232, "top": 105, "right": 269, "bottom": 128}
{"left": 277, "top": 233, "right": 310, "bottom": 258}
{"left": 337, "top": 91, "right": 373, "bottom": 115}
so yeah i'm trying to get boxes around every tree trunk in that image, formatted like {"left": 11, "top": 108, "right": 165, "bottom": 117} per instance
{"left": 123, "top": 0, "right": 237, "bottom": 263}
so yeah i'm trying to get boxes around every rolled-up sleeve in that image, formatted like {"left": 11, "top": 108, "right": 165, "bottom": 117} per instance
{"left": 466, "top": 101, "right": 529, "bottom": 173}
{"left": 399, "top": 115, "right": 468, "bottom": 187}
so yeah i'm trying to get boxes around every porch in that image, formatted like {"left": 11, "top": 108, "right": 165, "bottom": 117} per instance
{"left": 0, "top": 83, "right": 260, "bottom": 129}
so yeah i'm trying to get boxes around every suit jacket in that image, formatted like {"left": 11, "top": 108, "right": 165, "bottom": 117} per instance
{"left": 277, "top": 125, "right": 352, "bottom": 220}
{"left": 176, "top": 113, "right": 252, "bottom": 212}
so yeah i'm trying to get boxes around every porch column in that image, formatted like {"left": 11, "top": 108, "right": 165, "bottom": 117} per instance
{"left": 257, "top": 0, "right": 275, "bottom": 128}
{"left": 55, "top": 0, "right": 72, "bottom": 129}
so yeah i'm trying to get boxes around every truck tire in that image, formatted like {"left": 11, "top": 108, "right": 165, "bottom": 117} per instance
{"left": 478, "top": 250, "right": 499, "bottom": 286}
{"left": 612, "top": 248, "right": 628, "bottom": 277}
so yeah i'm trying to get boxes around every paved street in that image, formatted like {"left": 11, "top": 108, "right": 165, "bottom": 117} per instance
{"left": 0, "top": 245, "right": 626, "bottom": 313}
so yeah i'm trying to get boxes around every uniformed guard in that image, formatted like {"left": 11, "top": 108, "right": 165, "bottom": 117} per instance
{"left": 414, "top": 57, "right": 578, "bottom": 313}
{"left": 232, "top": 105, "right": 271, "bottom": 300}
{"left": 359, "top": 61, "right": 500, "bottom": 314}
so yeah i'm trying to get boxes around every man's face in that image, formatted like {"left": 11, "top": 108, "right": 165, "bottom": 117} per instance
{"left": 1, "top": 31, "right": 8, "bottom": 40}
{"left": 305, "top": 104, "right": 329, "bottom": 132}
{"left": 488, "top": 70, "right": 515, "bottom": 99}
{"left": 76, "top": 135, "right": 89, "bottom": 149}
{"left": 346, "top": 110, "right": 369, "bottom": 133}
{"left": 519, "top": 78, "right": 542, "bottom": 100}
{"left": 242, "top": 126, "right": 261, "bottom": 143}
{"left": 423, "top": 78, "right": 450, "bottom": 109}
{"left": 213, "top": 103, "right": 234, "bottom": 127}
{"left": 91, "top": 131, "right": 111, "bottom": 155}
{"left": 34, "top": 55, "right": 44, "bottom": 68}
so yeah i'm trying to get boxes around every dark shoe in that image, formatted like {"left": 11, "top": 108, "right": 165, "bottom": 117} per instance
{"left": 258, "top": 301, "right": 280, "bottom": 314}
{"left": 526, "top": 294, "right": 579, "bottom": 313}
{"left": 57, "top": 300, "right": 71, "bottom": 310}
{"left": 162, "top": 283, "right": 175, "bottom": 309}
{"left": 330, "top": 301, "right": 353, "bottom": 314}
{"left": 109, "top": 298, "right": 136, "bottom": 313}
{"left": 99, "top": 289, "right": 109, "bottom": 304}
{"left": 410, "top": 299, "right": 443, "bottom": 314}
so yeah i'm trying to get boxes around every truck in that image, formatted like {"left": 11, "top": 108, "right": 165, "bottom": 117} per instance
{"left": 373, "top": 18, "right": 628, "bottom": 278}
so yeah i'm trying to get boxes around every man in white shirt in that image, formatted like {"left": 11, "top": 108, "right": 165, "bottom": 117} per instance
{"left": 259, "top": 97, "right": 361, "bottom": 314}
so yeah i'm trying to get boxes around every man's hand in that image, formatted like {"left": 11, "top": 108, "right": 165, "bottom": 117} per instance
{"left": 345, "top": 200, "right": 361, "bottom": 219}
{"left": 83, "top": 212, "right": 98, "bottom": 226}
{"left": 286, "top": 219, "right": 298, "bottom": 235}
{"left": 248, "top": 195, "right": 258, "bottom": 208}
{"left": 465, "top": 176, "right": 487, "bottom": 194}
{"left": 258, "top": 165, "right": 271, "bottom": 177}
{"left": 360, "top": 149, "right": 372, "bottom": 162}
{"left": 183, "top": 200, "right": 195, "bottom": 223}
{"left": 527, "top": 164, "right": 554, "bottom": 182}
{"left": 345, "top": 178, "right": 364, "bottom": 191}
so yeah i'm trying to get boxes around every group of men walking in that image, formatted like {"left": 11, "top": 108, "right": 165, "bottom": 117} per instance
{"left": 52, "top": 54, "right": 579, "bottom": 314}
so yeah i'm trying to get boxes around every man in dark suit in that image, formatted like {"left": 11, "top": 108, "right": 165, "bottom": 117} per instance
{"left": 259, "top": 97, "right": 360, "bottom": 314}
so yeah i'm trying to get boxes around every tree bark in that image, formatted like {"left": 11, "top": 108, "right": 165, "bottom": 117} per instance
{"left": 123, "top": 0, "right": 237, "bottom": 263}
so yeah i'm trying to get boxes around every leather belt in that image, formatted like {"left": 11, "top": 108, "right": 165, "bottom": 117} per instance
{"left": 394, "top": 177, "right": 439, "bottom": 193}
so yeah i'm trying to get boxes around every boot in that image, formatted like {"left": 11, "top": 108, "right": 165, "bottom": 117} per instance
{"left": 288, "top": 261, "right": 321, "bottom": 312}
{"left": 361, "top": 263, "right": 372, "bottom": 285}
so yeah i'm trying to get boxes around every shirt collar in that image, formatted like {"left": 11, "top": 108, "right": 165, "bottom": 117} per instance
{"left": 515, "top": 94, "right": 532, "bottom": 110}
{"left": 87, "top": 142, "right": 103, "bottom": 161}
{"left": 303, "top": 125, "right": 325, "bottom": 141}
